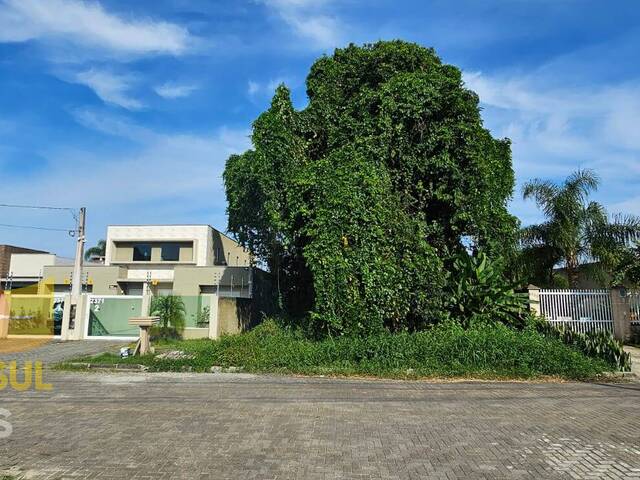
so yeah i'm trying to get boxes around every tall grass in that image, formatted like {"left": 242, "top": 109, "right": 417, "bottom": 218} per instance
{"left": 68, "top": 320, "right": 613, "bottom": 380}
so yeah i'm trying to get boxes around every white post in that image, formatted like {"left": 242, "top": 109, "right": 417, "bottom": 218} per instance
{"left": 528, "top": 285, "right": 541, "bottom": 317}
{"left": 208, "top": 293, "right": 219, "bottom": 339}
{"left": 60, "top": 294, "right": 72, "bottom": 340}
{"left": 141, "top": 278, "right": 152, "bottom": 317}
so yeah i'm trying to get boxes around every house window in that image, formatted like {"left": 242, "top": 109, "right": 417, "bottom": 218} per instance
{"left": 132, "top": 244, "right": 152, "bottom": 261}
{"left": 161, "top": 243, "right": 180, "bottom": 261}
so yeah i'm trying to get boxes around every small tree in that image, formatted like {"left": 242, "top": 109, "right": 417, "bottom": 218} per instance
{"left": 84, "top": 239, "right": 106, "bottom": 261}
{"left": 520, "top": 169, "right": 640, "bottom": 287}
{"left": 151, "top": 295, "right": 186, "bottom": 333}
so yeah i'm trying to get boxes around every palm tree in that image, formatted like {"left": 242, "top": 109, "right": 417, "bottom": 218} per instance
{"left": 84, "top": 239, "right": 106, "bottom": 262}
{"left": 150, "top": 295, "right": 186, "bottom": 332}
{"left": 520, "top": 169, "right": 640, "bottom": 288}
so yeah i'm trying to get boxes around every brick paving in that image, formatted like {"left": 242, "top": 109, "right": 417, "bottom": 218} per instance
{"left": 1, "top": 372, "right": 639, "bottom": 479}
{"left": 0, "top": 339, "right": 126, "bottom": 365}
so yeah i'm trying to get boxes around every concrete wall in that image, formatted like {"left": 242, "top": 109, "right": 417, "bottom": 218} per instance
{"left": 172, "top": 266, "right": 252, "bottom": 296}
{"left": 213, "top": 231, "right": 252, "bottom": 266}
{"left": 42, "top": 265, "right": 125, "bottom": 295}
{"left": 0, "top": 245, "right": 48, "bottom": 278}
{"left": 217, "top": 297, "right": 253, "bottom": 335}
{"left": 8, "top": 254, "right": 58, "bottom": 278}
{"left": 111, "top": 241, "right": 194, "bottom": 263}
{"left": 105, "top": 225, "right": 212, "bottom": 267}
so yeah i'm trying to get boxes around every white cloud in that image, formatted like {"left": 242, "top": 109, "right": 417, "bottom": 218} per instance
{"left": 463, "top": 70, "right": 640, "bottom": 225}
{"left": 154, "top": 82, "right": 198, "bottom": 99}
{"left": 247, "top": 77, "right": 288, "bottom": 97}
{"left": 74, "top": 69, "right": 142, "bottom": 110}
{"left": 262, "top": 0, "right": 342, "bottom": 49}
{"left": 0, "top": 0, "right": 191, "bottom": 56}
{"left": 0, "top": 111, "right": 250, "bottom": 256}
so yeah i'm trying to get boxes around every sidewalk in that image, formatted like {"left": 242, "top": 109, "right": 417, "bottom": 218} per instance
{"left": 625, "top": 345, "right": 640, "bottom": 376}
{"left": 0, "top": 338, "right": 125, "bottom": 365}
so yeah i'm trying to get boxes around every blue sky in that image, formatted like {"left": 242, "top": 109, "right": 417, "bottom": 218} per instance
{"left": 0, "top": 0, "right": 639, "bottom": 257}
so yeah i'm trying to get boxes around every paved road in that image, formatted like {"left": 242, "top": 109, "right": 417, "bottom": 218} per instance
{"left": 0, "top": 339, "right": 125, "bottom": 365}
{"left": 1, "top": 372, "right": 639, "bottom": 479}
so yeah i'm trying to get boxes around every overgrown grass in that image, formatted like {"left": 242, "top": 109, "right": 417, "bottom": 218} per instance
{"left": 59, "top": 320, "right": 614, "bottom": 380}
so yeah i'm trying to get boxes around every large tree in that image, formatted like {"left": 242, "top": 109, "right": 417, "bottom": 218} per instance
{"left": 520, "top": 169, "right": 640, "bottom": 288}
{"left": 224, "top": 41, "right": 518, "bottom": 335}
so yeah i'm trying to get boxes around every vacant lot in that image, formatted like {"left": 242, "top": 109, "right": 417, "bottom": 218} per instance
{"left": 1, "top": 372, "right": 639, "bottom": 479}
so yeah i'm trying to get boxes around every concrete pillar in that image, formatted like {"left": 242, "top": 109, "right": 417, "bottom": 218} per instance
{"left": 208, "top": 293, "right": 219, "bottom": 340}
{"left": 611, "top": 287, "right": 631, "bottom": 343}
{"left": 528, "top": 285, "right": 541, "bottom": 317}
{"left": 69, "top": 294, "right": 88, "bottom": 340}
{"left": 141, "top": 282, "right": 152, "bottom": 317}
{"left": 60, "top": 294, "right": 72, "bottom": 341}
{"left": 139, "top": 326, "right": 151, "bottom": 355}
{"left": 0, "top": 291, "right": 9, "bottom": 339}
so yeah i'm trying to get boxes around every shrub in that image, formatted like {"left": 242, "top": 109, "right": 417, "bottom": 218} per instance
{"left": 95, "top": 319, "right": 611, "bottom": 380}
{"left": 534, "top": 319, "right": 631, "bottom": 371}
{"left": 149, "top": 325, "right": 182, "bottom": 342}
{"left": 448, "top": 252, "right": 529, "bottom": 329}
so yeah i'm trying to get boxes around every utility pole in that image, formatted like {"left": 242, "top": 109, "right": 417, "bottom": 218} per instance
{"left": 62, "top": 207, "right": 85, "bottom": 337}
{"left": 70, "top": 207, "right": 86, "bottom": 298}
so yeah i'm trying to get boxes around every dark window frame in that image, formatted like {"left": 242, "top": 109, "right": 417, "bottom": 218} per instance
{"left": 161, "top": 243, "right": 181, "bottom": 262}
{"left": 132, "top": 244, "right": 152, "bottom": 261}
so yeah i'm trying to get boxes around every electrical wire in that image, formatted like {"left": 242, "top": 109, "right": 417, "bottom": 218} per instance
{"left": 0, "top": 223, "right": 73, "bottom": 233}
{"left": 0, "top": 203, "right": 79, "bottom": 223}
{"left": 0, "top": 203, "right": 75, "bottom": 211}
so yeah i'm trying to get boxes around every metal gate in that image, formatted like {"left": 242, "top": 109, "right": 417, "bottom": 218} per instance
{"left": 84, "top": 295, "right": 143, "bottom": 339}
{"left": 538, "top": 289, "right": 614, "bottom": 334}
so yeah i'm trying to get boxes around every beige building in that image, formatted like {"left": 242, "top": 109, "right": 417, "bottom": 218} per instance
{"left": 1, "top": 225, "right": 273, "bottom": 340}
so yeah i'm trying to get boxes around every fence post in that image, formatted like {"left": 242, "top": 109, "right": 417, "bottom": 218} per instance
{"left": 610, "top": 287, "right": 631, "bottom": 343}
{"left": 528, "top": 285, "right": 541, "bottom": 317}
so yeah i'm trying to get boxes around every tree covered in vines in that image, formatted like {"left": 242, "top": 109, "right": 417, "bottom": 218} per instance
{"left": 224, "top": 41, "right": 518, "bottom": 336}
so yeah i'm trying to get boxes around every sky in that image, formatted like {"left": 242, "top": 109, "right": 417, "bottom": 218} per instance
{"left": 0, "top": 0, "right": 639, "bottom": 257}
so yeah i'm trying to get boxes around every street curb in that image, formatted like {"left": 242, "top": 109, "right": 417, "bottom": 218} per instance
{"left": 67, "top": 362, "right": 149, "bottom": 371}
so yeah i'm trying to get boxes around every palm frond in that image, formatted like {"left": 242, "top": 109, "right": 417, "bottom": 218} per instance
{"left": 522, "top": 179, "right": 559, "bottom": 217}
{"left": 519, "top": 223, "right": 550, "bottom": 247}
{"left": 564, "top": 168, "right": 600, "bottom": 203}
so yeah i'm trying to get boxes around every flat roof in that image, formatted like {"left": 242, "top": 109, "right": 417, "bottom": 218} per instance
{"left": 106, "top": 225, "right": 242, "bottom": 244}
{"left": 0, "top": 244, "right": 48, "bottom": 253}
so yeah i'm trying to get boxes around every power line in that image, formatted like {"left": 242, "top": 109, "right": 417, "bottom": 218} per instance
{"left": 0, "top": 203, "right": 76, "bottom": 212}
{"left": 0, "top": 203, "right": 79, "bottom": 223}
{"left": 0, "top": 223, "right": 74, "bottom": 233}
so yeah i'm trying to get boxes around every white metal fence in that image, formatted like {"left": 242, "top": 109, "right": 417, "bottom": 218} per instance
{"left": 538, "top": 289, "right": 614, "bottom": 334}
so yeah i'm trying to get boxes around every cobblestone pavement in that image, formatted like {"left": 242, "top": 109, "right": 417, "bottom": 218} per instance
{"left": 0, "top": 339, "right": 125, "bottom": 365}
{"left": 1, "top": 373, "right": 639, "bottom": 479}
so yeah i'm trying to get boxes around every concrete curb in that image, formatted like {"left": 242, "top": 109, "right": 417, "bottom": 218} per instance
{"left": 67, "top": 362, "right": 149, "bottom": 371}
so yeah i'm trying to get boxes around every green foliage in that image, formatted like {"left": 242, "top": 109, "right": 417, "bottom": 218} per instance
{"left": 195, "top": 306, "right": 211, "bottom": 328}
{"left": 84, "top": 239, "right": 106, "bottom": 261}
{"left": 150, "top": 295, "right": 186, "bottom": 333}
{"left": 72, "top": 320, "right": 612, "bottom": 380}
{"left": 534, "top": 318, "right": 631, "bottom": 371}
{"left": 611, "top": 242, "right": 640, "bottom": 287}
{"left": 520, "top": 169, "right": 640, "bottom": 287}
{"left": 224, "top": 41, "right": 518, "bottom": 334}
{"left": 448, "top": 252, "right": 529, "bottom": 328}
